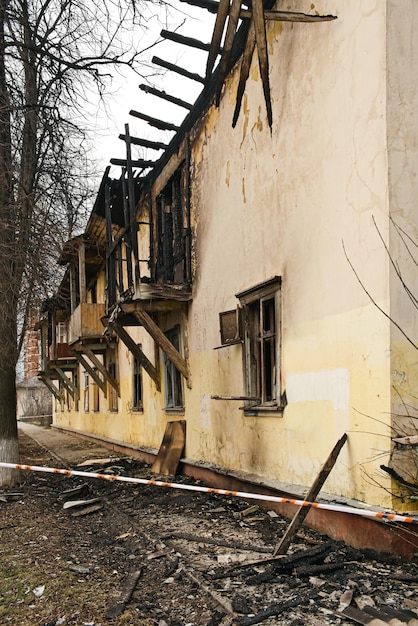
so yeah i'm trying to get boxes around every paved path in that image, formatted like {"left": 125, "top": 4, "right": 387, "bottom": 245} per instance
{"left": 18, "top": 421, "right": 122, "bottom": 466}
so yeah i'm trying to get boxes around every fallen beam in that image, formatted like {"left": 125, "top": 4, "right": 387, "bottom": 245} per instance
{"left": 274, "top": 433, "right": 348, "bottom": 555}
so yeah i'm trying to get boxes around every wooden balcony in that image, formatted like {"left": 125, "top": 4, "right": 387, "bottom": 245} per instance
{"left": 69, "top": 303, "right": 106, "bottom": 344}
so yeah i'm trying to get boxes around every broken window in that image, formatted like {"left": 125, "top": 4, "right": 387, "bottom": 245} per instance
{"left": 155, "top": 169, "right": 189, "bottom": 285}
{"left": 236, "top": 277, "right": 282, "bottom": 409}
{"left": 163, "top": 327, "right": 184, "bottom": 410}
{"left": 132, "top": 354, "right": 143, "bottom": 410}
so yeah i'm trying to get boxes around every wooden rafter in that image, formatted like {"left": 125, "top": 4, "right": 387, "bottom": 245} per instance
{"left": 232, "top": 20, "right": 255, "bottom": 127}
{"left": 152, "top": 56, "right": 205, "bottom": 84}
{"left": 119, "top": 134, "right": 167, "bottom": 151}
{"left": 129, "top": 110, "right": 179, "bottom": 132}
{"left": 252, "top": 0, "right": 272, "bottom": 128}
{"left": 139, "top": 84, "right": 193, "bottom": 111}
{"left": 215, "top": 0, "right": 243, "bottom": 106}
{"left": 206, "top": 0, "right": 231, "bottom": 79}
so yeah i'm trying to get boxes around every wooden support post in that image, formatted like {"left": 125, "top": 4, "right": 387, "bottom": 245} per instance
{"left": 69, "top": 264, "right": 77, "bottom": 313}
{"left": 82, "top": 348, "right": 120, "bottom": 397}
{"left": 71, "top": 349, "right": 107, "bottom": 397}
{"left": 78, "top": 241, "right": 87, "bottom": 304}
{"left": 111, "top": 321, "right": 160, "bottom": 391}
{"left": 121, "top": 171, "right": 134, "bottom": 291}
{"left": 273, "top": 433, "right": 348, "bottom": 556}
{"left": 124, "top": 124, "right": 140, "bottom": 287}
{"left": 132, "top": 309, "right": 190, "bottom": 383}
{"left": 40, "top": 376, "right": 62, "bottom": 401}
{"left": 54, "top": 366, "right": 78, "bottom": 399}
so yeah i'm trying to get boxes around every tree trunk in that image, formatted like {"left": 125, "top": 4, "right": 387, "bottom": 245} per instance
{"left": 0, "top": 0, "right": 20, "bottom": 485}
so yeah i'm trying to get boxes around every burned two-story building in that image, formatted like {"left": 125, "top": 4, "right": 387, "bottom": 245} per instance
{"left": 38, "top": 1, "right": 418, "bottom": 556}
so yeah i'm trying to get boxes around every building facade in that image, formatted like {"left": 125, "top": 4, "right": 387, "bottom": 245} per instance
{"left": 38, "top": 1, "right": 418, "bottom": 551}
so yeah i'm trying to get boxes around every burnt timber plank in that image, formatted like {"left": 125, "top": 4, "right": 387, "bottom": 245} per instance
{"left": 105, "top": 569, "right": 142, "bottom": 619}
{"left": 232, "top": 21, "right": 256, "bottom": 128}
{"left": 110, "top": 158, "right": 155, "bottom": 169}
{"left": 151, "top": 420, "right": 186, "bottom": 476}
{"left": 215, "top": 0, "right": 242, "bottom": 105}
{"left": 252, "top": 0, "right": 272, "bottom": 128}
{"left": 273, "top": 433, "right": 348, "bottom": 555}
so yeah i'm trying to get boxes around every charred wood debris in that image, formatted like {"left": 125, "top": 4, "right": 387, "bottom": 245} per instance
{"left": 6, "top": 455, "right": 418, "bottom": 626}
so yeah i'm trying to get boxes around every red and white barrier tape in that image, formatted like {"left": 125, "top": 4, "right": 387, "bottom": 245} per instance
{"left": 1, "top": 461, "right": 417, "bottom": 524}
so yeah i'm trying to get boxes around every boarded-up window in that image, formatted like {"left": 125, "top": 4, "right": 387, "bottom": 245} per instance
{"left": 219, "top": 309, "right": 242, "bottom": 346}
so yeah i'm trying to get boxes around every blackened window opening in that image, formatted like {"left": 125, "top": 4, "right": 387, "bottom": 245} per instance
{"left": 155, "top": 171, "right": 187, "bottom": 284}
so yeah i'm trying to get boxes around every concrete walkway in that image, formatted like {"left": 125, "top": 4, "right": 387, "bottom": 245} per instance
{"left": 18, "top": 421, "right": 123, "bottom": 466}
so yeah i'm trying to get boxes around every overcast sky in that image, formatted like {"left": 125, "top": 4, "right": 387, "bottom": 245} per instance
{"left": 91, "top": 1, "right": 216, "bottom": 179}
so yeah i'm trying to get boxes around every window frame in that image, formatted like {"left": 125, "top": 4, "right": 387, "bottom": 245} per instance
{"left": 107, "top": 360, "right": 118, "bottom": 413}
{"left": 163, "top": 326, "right": 184, "bottom": 411}
{"left": 132, "top": 352, "right": 143, "bottom": 411}
{"left": 236, "top": 277, "right": 282, "bottom": 412}
{"left": 83, "top": 372, "right": 89, "bottom": 412}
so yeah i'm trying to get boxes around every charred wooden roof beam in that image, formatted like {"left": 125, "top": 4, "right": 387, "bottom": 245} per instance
{"left": 139, "top": 84, "right": 193, "bottom": 110}
{"left": 119, "top": 134, "right": 167, "bottom": 151}
{"left": 129, "top": 110, "right": 179, "bottom": 132}
{"left": 151, "top": 56, "right": 206, "bottom": 84}
{"left": 160, "top": 29, "right": 216, "bottom": 52}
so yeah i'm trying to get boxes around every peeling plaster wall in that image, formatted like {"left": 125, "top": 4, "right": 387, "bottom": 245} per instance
{"left": 187, "top": 0, "right": 396, "bottom": 508}
{"left": 386, "top": 1, "right": 418, "bottom": 497}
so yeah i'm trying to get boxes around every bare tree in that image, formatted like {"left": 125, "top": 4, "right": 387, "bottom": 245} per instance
{"left": 0, "top": 0, "right": 160, "bottom": 485}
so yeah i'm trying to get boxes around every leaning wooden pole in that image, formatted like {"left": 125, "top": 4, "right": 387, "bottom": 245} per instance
{"left": 273, "top": 433, "right": 348, "bottom": 556}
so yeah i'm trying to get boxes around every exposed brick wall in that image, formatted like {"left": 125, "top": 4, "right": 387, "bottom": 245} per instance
{"left": 23, "top": 310, "right": 40, "bottom": 380}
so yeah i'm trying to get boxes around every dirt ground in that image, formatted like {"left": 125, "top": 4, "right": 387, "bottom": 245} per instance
{"left": 1, "top": 431, "right": 418, "bottom": 626}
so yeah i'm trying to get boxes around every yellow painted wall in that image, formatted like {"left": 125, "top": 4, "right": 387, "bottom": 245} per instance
{"left": 54, "top": 1, "right": 418, "bottom": 512}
